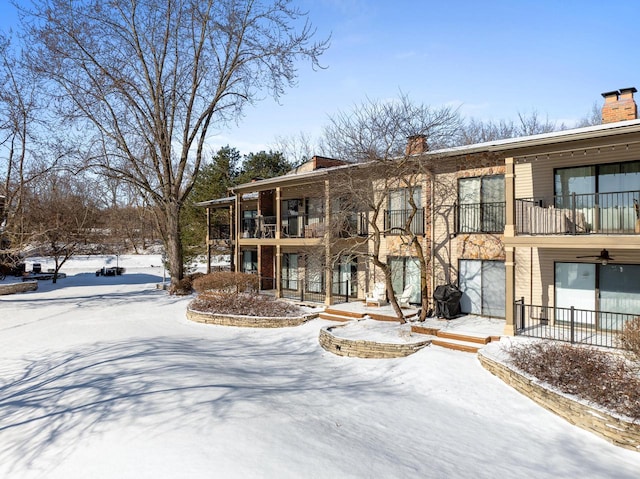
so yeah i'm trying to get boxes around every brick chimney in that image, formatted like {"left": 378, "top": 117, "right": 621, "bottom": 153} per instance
{"left": 601, "top": 87, "right": 638, "bottom": 123}
{"left": 406, "top": 134, "right": 428, "bottom": 155}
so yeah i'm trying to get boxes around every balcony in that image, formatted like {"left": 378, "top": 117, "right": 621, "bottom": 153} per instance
{"left": 456, "top": 202, "right": 506, "bottom": 234}
{"left": 516, "top": 191, "right": 640, "bottom": 235}
{"left": 241, "top": 215, "right": 326, "bottom": 239}
{"left": 384, "top": 208, "right": 425, "bottom": 235}
{"left": 281, "top": 214, "right": 325, "bottom": 238}
{"left": 330, "top": 212, "right": 369, "bottom": 238}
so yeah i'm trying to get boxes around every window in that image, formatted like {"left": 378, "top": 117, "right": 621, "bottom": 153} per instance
{"left": 385, "top": 187, "right": 424, "bottom": 235}
{"left": 281, "top": 253, "right": 298, "bottom": 290}
{"left": 241, "top": 250, "right": 257, "bottom": 273}
{"left": 390, "top": 257, "right": 421, "bottom": 304}
{"left": 242, "top": 210, "right": 258, "bottom": 238}
{"left": 555, "top": 262, "right": 640, "bottom": 330}
{"left": 458, "top": 176, "right": 505, "bottom": 233}
{"left": 459, "top": 260, "right": 505, "bottom": 318}
{"left": 332, "top": 256, "right": 357, "bottom": 297}
{"left": 554, "top": 160, "right": 640, "bottom": 232}
{"left": 305, "top": 255, "right": 324, "bottom": 294}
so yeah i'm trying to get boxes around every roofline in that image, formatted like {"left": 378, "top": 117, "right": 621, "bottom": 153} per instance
{"left": 214, "top": 120, "right": 640, "bottom": 196}
{"left": 231, "top": 161, "right": 361, "bottom": 192}
{"left": 420, "top": 119, "right": 640, "bottom": 158}
{"left": 195, "top": 196, "right": 235, "bottom": 208}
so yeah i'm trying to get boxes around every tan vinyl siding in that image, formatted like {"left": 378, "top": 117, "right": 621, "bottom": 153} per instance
{"left": 517, "top": 248, "right": 640, "bottom": 309}
{"left": 514, "top": 144, "right": 640, "bottom": 201}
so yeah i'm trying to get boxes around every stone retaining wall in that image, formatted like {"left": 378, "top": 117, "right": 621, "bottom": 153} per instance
{"left": 0, "top": 281, "right": 38, "bottom": 295}
{"left": 186, "top": 307, "right": 316, "bottom": 328}
{"left": 319, "top": 325, "right": 431, "bottom": 359}
{"left": 478, "top": 351, "right": 640, "bottom": 452}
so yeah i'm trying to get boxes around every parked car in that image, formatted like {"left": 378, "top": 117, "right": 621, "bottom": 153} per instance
{"left": 96, "top": 266, "right": 126, "bottom": 276}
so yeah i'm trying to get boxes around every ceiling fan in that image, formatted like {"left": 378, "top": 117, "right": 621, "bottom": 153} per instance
{"left": 576, "top": 249, "right": 614, "bottom": 265}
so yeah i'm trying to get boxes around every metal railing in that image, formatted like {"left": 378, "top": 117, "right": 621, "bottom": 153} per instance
{"left": 279, "top": 277, "right": 326, "bottom": 303}
{"left": 281, "top": 214, "right": 325, "bottom": 238}
{"left": 516, "top": 190, "right": 640, "bottom": 235}
{"left": 331, "top": 280, "right": 356, "bottom": 304}
{"left": 384, "top": 208, "right": 425, "bottom": 235}
{"left": 456, "top": 201, "right": 505, "bottom": 233}
{"left": 514, "top": 298, "right": 637, "bottom": 349}
{"left": 331, "top": 212, "right": 369, "bottom": 238}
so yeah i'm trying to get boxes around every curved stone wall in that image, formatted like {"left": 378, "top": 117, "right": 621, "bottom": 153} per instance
{"left": 186, "top": 307, "right": 316, "bottom": 328}
{"left": 0, "top": 281, "right": 38, "bottom": 295}
{"left": 319, "top": 325, "right": 431, "bottom": 359}
{"left": 478, "top": 351, "right": 640, "bottom": 452}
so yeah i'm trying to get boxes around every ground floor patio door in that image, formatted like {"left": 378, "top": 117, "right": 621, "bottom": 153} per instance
{"left": 555, "top": 263, "right": 596, "bottom": 324}
{"left": 459, "top": 260, "right": 505, "bottom": 318}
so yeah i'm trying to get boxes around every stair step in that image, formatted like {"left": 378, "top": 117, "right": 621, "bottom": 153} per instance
{"left": 411, "top": 325, "right": 440, "bottom": 336}
{"left": 324, "top": 308, "right": 366, "bottom": 319}
{"left": 431, "top": 337, "right": 482, "bottom": 353}
{"left": 318, "top": 312, "right": 352, "bottom": 322}
{"left": 436, "top": 330, "right": 490, "bottom": 345}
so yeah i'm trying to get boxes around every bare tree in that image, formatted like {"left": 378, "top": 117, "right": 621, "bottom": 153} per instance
{"left": 459, "top": 110, "right": 564, "bottom": 145}
{"left": 23, "top": 172, "right": 100, "bottom": 282}
{"left": 576, "top": 101, "right": 602, "bottom": 128}
{"left": 324, "top": 94, "right": 461, "bottom": 322}
{"left": 0, "top": 32, "right": 54, "bottom": 263}
{"left": 22, "top": 0, "right": 328, "bottom": 284}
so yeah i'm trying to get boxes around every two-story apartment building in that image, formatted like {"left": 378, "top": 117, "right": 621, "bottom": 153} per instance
{"left": 201, "top": 88, "right": 640, "bottom": 336}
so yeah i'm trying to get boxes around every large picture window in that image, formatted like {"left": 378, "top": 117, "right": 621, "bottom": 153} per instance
{"left": 554, "top": 160, "right": 640, "bottom": 233}
{"left": 458, "top": 176, "right": 505, "bottom": 233}
{"left": 555, "top": 262, "right": 640, "bottom": 329}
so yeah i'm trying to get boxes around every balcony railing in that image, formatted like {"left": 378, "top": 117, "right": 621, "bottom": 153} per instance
{"left": 515, "top": 298, "right": 638, "bottom": 349}
{"left": 281, "top": 214, "right": 325, "bottom": 238}
{"left": 384, "top": 208, "right": 425, "bottom": 235}
{"left": 456, "top": 201, "right": 505, "bottom": 233}
{"left": 516, "top": 190, "right": 640, "bottom": 235}
{"left": 330, "top": 212, "right": 369, "bottom": 238}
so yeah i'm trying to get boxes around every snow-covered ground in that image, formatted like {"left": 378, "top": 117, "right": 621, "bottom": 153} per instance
{"left": 1, "top": 257, "right": 639, "bottom": 478}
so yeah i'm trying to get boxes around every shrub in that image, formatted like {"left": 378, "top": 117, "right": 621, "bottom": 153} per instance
{"left": 169, "top": 277, "right": 193, "bottom": 296}
{"left": 168, "top": 273, "right": 203, "bottom": 296}
{"left": 190, "top": 291, "right": 303, "bottom": 317}
{"left": 192, "top": 272, "right": 259, "bottom": 294}
{"left": 507, "top": 341, "right": 640, "bottom": 420}
{"left": 618, "top": 316, "right": 640, "bottom": 362}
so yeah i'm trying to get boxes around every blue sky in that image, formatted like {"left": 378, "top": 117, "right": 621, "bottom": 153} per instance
{"left": 2, "top": 1, "right": 639, "bottom": 157}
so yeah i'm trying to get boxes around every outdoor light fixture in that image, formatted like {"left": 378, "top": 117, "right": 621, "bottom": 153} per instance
{"left": 576, "top": 249, "right": 613, "bottom": 265}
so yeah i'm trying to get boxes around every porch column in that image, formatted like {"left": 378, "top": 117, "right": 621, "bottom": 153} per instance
{"left": 229, "top": 204, "right": 235, "bottom": 271}
{"left": 206, "top": 206, "right": 211, "bottom": 274}
{"left": 504, "top": 157, "right": 516, "bottom": 238}
{"left": 275, "top": 186, "right": 281, "bottom": 239}
{"left": 324, "top": 179, "right": 333, "bottom": 306}
{"left": 504, "top": 246, "right": 516, "bottom": 335}
{"left": 276, "top": 244, "right": 282, "bottom": 298}
{"left": 234, "top": 192, "right": 241, "bottom": 272}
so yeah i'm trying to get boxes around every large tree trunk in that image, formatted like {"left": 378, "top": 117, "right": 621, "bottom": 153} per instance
{"left": 162, "top": 201, "right": 184, "bottom": 284}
